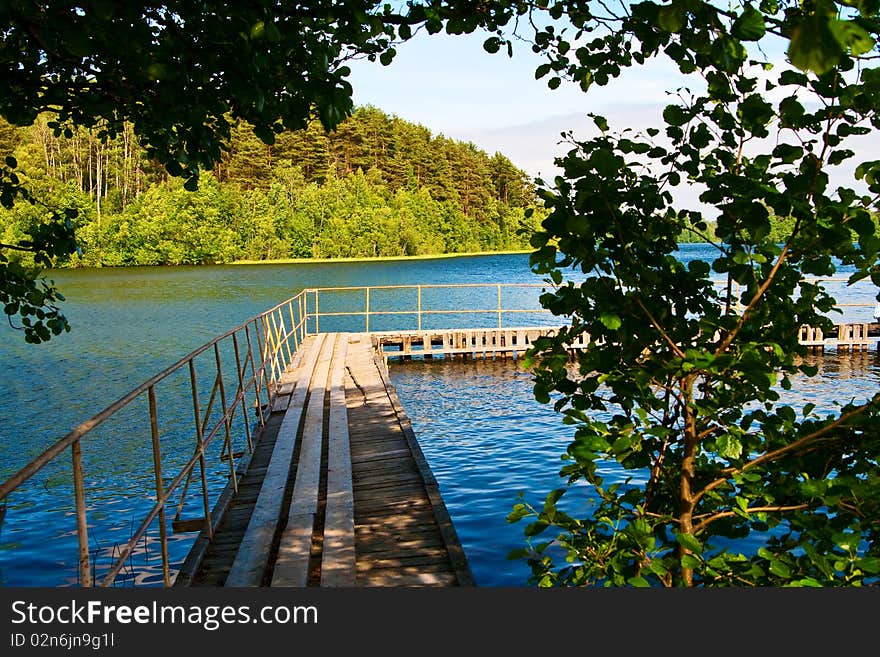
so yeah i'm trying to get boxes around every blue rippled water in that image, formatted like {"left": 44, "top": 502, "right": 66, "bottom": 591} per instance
{"left": 389, "top": 353, "right": 880, "bottom": 587}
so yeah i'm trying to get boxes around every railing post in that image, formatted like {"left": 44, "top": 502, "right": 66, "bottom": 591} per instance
{"left": 253, "top": 318, "right": 272, "bottom": 408}
{"left": 71, "top": 439, "right": 92, "bottom": 587}
{"left": 417, "top": 285, "right": 422, "bottom": 331}
{"left": 315, "top": 290, "right": 320, "bottom": 334}
{"left": 188, "top": 360, "right": 214, "bottom": 539}
{"left": 244, "top": 324, "right": 265, "bottom": 427}
{"left": 497, "top": 284, "right": 503, "bottom": 328}
{"left": 269, "top": 311, "right": 286, "bottom": 377}
{"left": 231, "top": 331, "right": 254, "bottom": 452}
{"left": 365, "top": 287, "right": 370, "bottom": 333}
{"left": 287, "top": 300, "right": 300, "bottom": 353}
{"left": 214, "top": 343, "right": 238, "bottom": 494}
{"left": 148, "top": 386, "right": 171, "bottom": 587}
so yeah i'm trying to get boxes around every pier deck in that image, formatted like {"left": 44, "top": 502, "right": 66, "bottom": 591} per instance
{"left": 178, "top": 332, "right": 473, "bottom": 587}
{"left": 177, "top": 321, "right": 880, "bottom": 588}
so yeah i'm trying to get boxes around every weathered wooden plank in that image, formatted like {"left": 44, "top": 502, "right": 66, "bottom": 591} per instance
{"left": 357, "top": 552, "right": 452, "bottom": 569}
{"left": 357, "top": 566, "right": 457, "bottom": 587}
{"left": 370, "top": 349, "right": 475, "bottom": 587}
{"left": 353, "top": 498, "right": 434, "bottom": 517}
{"left": 270, "top": 333, "right": 337, "bottom": 587}
{"left": 357, "top": 537, "right": 448, "bottom": 555}
{"left": 271, "top": 394, "right": 291, "bottom": 413}
{"left": 321, "top": 336, "right": 356, "bottom": 587}
{"left": 350, "top": 448, "right": 413, "bottom": 465}
{"left": 224, "top": 334, "right": 327, "bottom": 587}
{"left": 352, "top": 471, "right": 425, "bottom": 487}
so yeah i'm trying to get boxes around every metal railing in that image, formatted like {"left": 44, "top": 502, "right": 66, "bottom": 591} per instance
{"left": 302, "top": 283, "right": 556, "bottom": 334}
{"left": 301, "top": 279, "right": 879, "bottom": 334}
{"left": 0, "top": 291, "right": 308, "bottom": 588}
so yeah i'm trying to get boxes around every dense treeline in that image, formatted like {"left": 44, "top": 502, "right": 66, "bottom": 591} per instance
{"left": 0, "top": 106, "right": 543, "bottom": 266}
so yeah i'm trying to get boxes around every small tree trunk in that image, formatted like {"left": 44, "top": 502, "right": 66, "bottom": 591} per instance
{"left": 678, "top": 375, "right": 698, "bottom": 587}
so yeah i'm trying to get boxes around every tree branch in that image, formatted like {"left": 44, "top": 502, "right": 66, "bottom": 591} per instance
{"left": 713, "top": 236, "right": 794, "bottom": 357}
{"left": 694, "top": 398, "right": 877, "bottom": 504}
{"left": 0, "top": 242, "right": 37, "bottom": 253}
{"left": 692, "top": 503, "right": 811, "bottom": 533}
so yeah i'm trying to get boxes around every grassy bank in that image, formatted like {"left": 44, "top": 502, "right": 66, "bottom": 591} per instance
{"left": 230, "top": 249, "right": 533, "bottom": 265}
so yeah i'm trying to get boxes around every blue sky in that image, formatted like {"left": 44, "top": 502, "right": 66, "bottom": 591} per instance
{"left": 346, "top": 29, "right": 690, "bottom": 181}
{"left": 345, "top": 28, "right": 877, "bottom": 216}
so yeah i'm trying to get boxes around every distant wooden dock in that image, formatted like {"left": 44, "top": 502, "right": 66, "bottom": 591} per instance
{"left": 176, "top": 332, "right": 473, "bottom": 587}
{"left": 371, "top": 323, "right": 880, "bottom": 361}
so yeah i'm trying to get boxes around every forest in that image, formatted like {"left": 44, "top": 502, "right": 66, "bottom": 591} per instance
{"left": 0, "top": 106, "right": 544, "bottom": 266}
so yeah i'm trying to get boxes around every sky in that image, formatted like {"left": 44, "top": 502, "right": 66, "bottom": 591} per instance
{"left": 344, "top": 27, "right": 878, "bottom": 216}
{"left": 345, "top": 29, "right": 690, "bottom": 182}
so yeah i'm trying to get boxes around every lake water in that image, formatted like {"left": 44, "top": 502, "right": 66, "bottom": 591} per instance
{"left": 0, "top": 246, "right": 877, "bottom": 586}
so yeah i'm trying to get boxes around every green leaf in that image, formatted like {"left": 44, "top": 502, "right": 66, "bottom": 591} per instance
{"left": 379, "top": 49, "right": 396, "bottom": 66}
{"left": 658, "top": 4, "right": 686, "bottom": 33}
{"left": 250, "top": 20, "right": 266, "bottom": 39}
{"left": 543, "top": 488, "right": 566, "bottom": 511}
{"left": 681, "top": 554, "right": 702, "bottom": 569}
{"left": 773, "top": 144, "right": 804, "bottom": 164}
{"left": 828, "top": 19, "right": 875, "bottom": 56}
{"left": 507, "top": 503, "right": 530, "bottom": 523}
{"left": 627, "top": 576, "right": 651, "bottom": 587}
{"left": 733, "top": 5, "right": 766, "bottom": 41}
{"left": 535, "top": 63, "right": 552, "bottom": 79}
{"left": 716, "top": 434, "right": 743, "bottom": 459}
{"left": 769, "top": 560, "right": 791, "bottom": 578}
{"left": 599, "top": 312, "right": 622, "bottom": 330}
{"left": 524, "top": 520, "right": 549, "bottom": 536}
{"left": 663, "top": 104, "right": 689, "bottom": 127}
{"left": 675, "top": 532, "right": 703, "bottom": 554}
{"left": 648, "top": 559, "right": 668, "bottom": 577}
{"left": 64, "top": 30, "right": 91, "bottom": 58}
{"left": 857, "top": 557, "right": 880, "bottom": 574}
{"left": 483, "top": 37, "right": 501, "bottom": 54}
{"left": 788, "top": 15, "right": 843, "bottom": 75}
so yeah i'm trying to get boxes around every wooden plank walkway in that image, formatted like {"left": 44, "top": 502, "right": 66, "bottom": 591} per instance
{"left": 177, "top": 332, "right": 473, "bottom": 587}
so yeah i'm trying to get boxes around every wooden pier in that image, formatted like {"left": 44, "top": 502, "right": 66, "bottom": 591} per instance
{"left": 176, "top": 332, "right": 473, "bottom": 587}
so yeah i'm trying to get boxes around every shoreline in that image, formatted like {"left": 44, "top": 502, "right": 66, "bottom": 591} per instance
{"left": 229, "top": 249, "right": 533, "bottom": 265}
